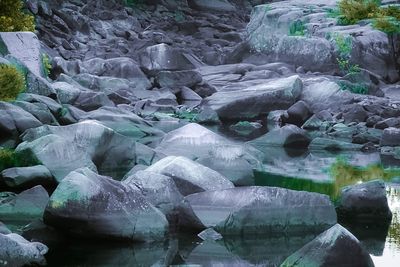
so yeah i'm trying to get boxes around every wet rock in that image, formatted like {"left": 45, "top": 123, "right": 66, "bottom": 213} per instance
{"left": 283, "top": 100, "right": 312, "bottom": 127}
{"left": 0, "top": 233, "right": 48, "bottom": 267}
{"left": 156, "top": 70, "right": 202, "bottom": 88}
{"left": 336, "top": 180, "right": 392, "bottom": 223}
{"left": 380, "top": 127, "right": 400, "bottom": 147}
{"left": 145, "top": 156, "right": 234, "bottom": 196}
{"left": 281, "top": 224, "right": 374, "bottom": 267}
{"left": 229, "top": 121, "right": 262, "bottom": 136}
{"left": 0, "top": 185, "right": 49, "bottom": 220}
{"left": 204, "top": 75, "right": 302, "bottom": 120}
{"left": 185, "top": 186, "right": 337, "bottom": 234}
{"left": 309, "top": 137, "right": 363, "bottom": 151}
{"left": 375, "top": 118, "right": 400, "bottom": 129}
{"left": 198, "top": 228, "right": 223, "bottom": 241}
{"left": 0, "top": 165, "right": 54, "bottom": 189}
{"left": 16, "top": 120, "right": 138, "bottom": 181}
{"left": 189, "top": 0, "right": 236, "bottom": 12}
{"left": 44, "top": 168, "right": 168, "bottom": 241}
{"left": 248, "top": 124, "right": 310, "bottom": 148}
{"left": 0, "top": 101, "right": 42, "bottom": 147}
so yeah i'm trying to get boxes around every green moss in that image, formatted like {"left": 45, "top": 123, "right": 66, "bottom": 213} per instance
{"left": 0, "top": 148, "right": 39, "bottom": 172}
{"left": 289, "top": 20, "right": 306, "bottom": 36}
{"left": 338, "top": 81, "right": 369, "bottom": 94}
{"left": 0, "top": 0, "right": 35, "bottom": 32}
{"left": 0, "top": 64, "right": 26, "bottom": 101}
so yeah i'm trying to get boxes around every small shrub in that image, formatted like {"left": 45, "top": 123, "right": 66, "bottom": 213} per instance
{"left": 338, "top": 80, "right": 369, "bottom": 94}
{"left": 380, "top": 5, "right": 400, "bottom": 20}
{"left": 41, "top": 54, "right": 52, "bottom": 77}
{"left": 0, "top": 64, "right": 25, "bottom": 101}
{"left": 338, "top": 0, "right": 380, "bottom": 24}
{"left": 0, "top": 0, "right": 35, "bottom": 32}
{"left": 373, "top": 16, "right": 400, "bottom": 34}
{"left": 289, "top": 20, "right": 306, "bottom": 36}
{"left": 332, "top": 34, "right": 361, "bottom": 75}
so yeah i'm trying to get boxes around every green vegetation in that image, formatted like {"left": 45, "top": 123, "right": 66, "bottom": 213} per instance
{"left": 125, "top": 0, "right": 145, "bottom": 8}
{"left": 338, "top": 81, "right": 369, "bottom": 94}
{"left": 0, "top": 148, "right": 39, "bottom": 172}
{"left": 41, "top": 53, "right": 52, "bottom": 77}
{"left": 338, "top": 0, "right": 380, "bottom": 24}
{"left": 0, "top": 0, "right": 35, "bottom": 32}
{"left": 0, "top": 64, "right": 26, "bottom": 101}
{"left": 289, "top": 20, "right": 306, "bottom": 36}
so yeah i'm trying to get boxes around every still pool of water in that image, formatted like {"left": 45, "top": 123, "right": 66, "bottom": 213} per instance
{"left": 4, "top": 147, "right": 400, "bottom": 266}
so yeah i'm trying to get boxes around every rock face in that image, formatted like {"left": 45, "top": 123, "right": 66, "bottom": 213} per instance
{"left": 0, "top": 185, "right": 49, "bottom": 220}
{"left": 243, "top": 1, "right": 399, "bottom": 81}
{"left": 184, "top": 186, "right": 337, "bottom": 235}
{"left": 0, "top": 165, "right": 54, "bottom": 188}
{"left": 145, "top": 156, "right": 234, "bottom": 196}
{"left": 0, "top": 233, "right": 48, "bottom": 267}
{"left": 16, "top": 120, "right": 138, "bottom": 181}
{"left": 204, "top": 75, "right": 302, "bottom": 120}
{"left": 336, "top": 180, "right": 392, "bottom": 223}
{"left": 281, "top": 224, "right": 374, "bottom": 267}
{"left": 189, "top": 0, "right": 236, "bottom": 12}
{"left": 0, "top": 32, "right": 43, "bottom": 77}
{"left": 248, "top": 124, "right": 310, "bottom": 148}
{"left": 44, "top": 168, "right": 168, "bottom": 241}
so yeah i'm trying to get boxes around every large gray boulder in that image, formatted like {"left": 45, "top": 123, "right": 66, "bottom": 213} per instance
{"left": 123, "top": 170, "right": 202, "bottom": 228}
{"left": 188, "top": 0, "right": 236, "bottom": 12}
{"left": 16, "top": 120, "right": 138, "bottom": 182}
{"left": 336, "top": 180, "right": 392, "bottom": 223}
{"left": 155, "top": 123, "right": 262, "bottom": 184}
{"left": 0, "top": 102, "right": 42, "bottom": 147}
{"left": 281, "top": 224, "right": 374, "bottom": 267}
{"left": 0, "top": 233, "right": 48, "bottom": 266}
{"left": 184, "top": 186, "right": 337, "bottom": 234}
{"left": 0, "top": 185, "right": 49, "bottom": 220}
{"left": 0, "top": 32, "right": 44, "bottom": 77}
{"left": 0, "top": 165, "right": 54, "bottom": 188}
{"left": 380, "top": 127, "right": 400, "bottom": 147}
{"left": 145, "top": 156, "right": 234, "bottom": 196}
{"left": 44, "top": 168, "right": 168, "bottom": 241}
{"left": 248, "top": 124, "right": 310, "bottom": 148}
{"left": 204, "top": 75, "right": 302, "bottom": 120}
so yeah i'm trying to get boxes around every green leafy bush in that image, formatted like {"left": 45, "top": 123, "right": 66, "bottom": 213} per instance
{"left": 0, "top": 0, "right": 35, "bottom": 32}
{"left": 373, "top": 16, "right": 400, "bottom": 33}
{"left": 338, "top": 81, "right": 368, "bottom": 94}
{"left": 0, "top": 64, "right": 25, "bottom": 101}
{"left": 338, "top": 0, "right": 380, "bottom": 24}
{"left": 289, "top": 20, "right": 306, "bottom": 36}
{"left": 332, "top": 34, "right": 361, "bottom": 76}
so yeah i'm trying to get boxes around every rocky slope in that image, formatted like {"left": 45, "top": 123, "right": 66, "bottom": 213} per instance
{"left": 0, "top": 0, "right": 399, "bottom": 265}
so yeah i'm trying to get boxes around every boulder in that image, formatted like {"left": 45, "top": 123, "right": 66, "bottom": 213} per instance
{"left": 0, "top": 32, "right": 43, "bottom": 77}
{"left": 204, "top": 75, "right": 302, "bottom": 120}
{"left": 0, "top": 185, "right": 49, "bottom": 220}
{"left": 139, "top": 44, "right": 198, "bottom": 73}
{"left": 44, "top": 168, "right": 168, "bottom": 241}
{"left": 16, "top": 120, "right": 137, "bottom": 182}
{"left": 248, "top": 124, "right": 310, "bottom": 148}
{"left": 380, "top": 127, "right": 400, "bottom": 147}
{"left": 309, "top": 137, "right": 363, "bottom": 151}
{"left": 155, "top": 123, "right": 262, "bottom": 174}
{"left": 156, "top": 70, "right": 202, "bottom": 88}
{"left": 184, "top": 186, "right": 337, "bottom": 234}
{"left": 0, "top": 165, "right": 54, "bottom": 188}
{"left": 145, "top": 156, "right": 234, "bottom": 196}
{"left": 123, "top": 170, "right": 202, "bottom": 228}
{"left": 336, "top": 180, "right": 392, "bottom": 223}
{"left": 0, "top": 101, "right": 42, "bottom": 147}
{"left": 283, "top": 100, "right": 312, "bottom": 126}
{"left": 281, "top": 224, "right": 374, "bottom": 267}
{"left": 0, "top": 233, "right": 48, "bottom": 266}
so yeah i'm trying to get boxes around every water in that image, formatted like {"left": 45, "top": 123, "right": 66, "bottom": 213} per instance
{"left": 3, "top": 143, "right": 400, "bottom": 266}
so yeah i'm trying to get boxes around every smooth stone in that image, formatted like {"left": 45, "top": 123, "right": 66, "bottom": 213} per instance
{"left": 309, "top": 137, "right": 363, "bottom": 151}
{"left": 380, "top": 127, "right": 400, "bottom": 147}
{"left": 0, "top": 165, "right": 54, "bottom": 188}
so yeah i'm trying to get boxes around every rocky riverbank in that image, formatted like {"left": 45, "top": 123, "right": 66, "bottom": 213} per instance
{"left": 1, "top": 0, "right": 400, "bottom": 266}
